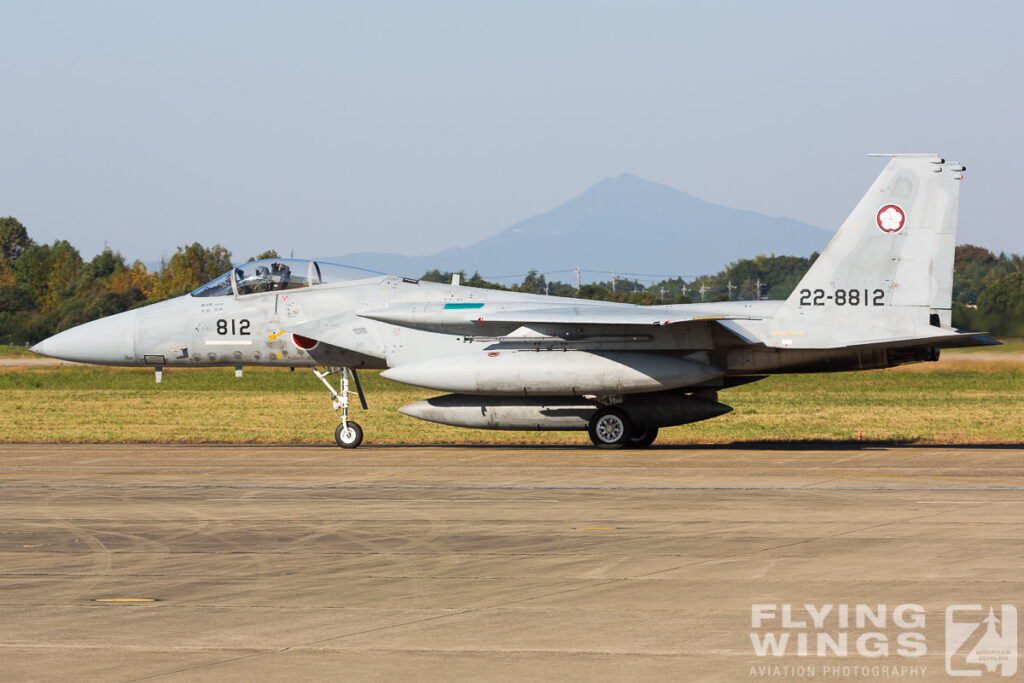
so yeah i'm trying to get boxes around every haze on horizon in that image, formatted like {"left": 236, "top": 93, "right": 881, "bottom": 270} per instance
{"left": 2, "top": 0, "right": 1022, "bottom": 267}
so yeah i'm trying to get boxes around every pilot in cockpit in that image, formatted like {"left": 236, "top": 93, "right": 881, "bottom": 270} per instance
{"left": 269, "top": 262, "right": 291, "bottom": 291}
{"left": 235, "top": 265, "right": 275, "bottom": 295}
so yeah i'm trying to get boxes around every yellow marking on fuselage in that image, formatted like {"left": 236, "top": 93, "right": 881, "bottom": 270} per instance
{"left": 267, "top": 331, "right": 286, "bottom": 340}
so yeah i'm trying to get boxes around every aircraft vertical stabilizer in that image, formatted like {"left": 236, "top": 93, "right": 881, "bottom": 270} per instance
{"left": 779, "top": 154, "right": 964, "bottom": 331}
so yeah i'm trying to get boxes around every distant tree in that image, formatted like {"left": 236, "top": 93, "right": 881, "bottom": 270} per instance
{"left": 420, "top": 269, "right": 509, "bottom": 291}
{"left": 420, "top": 268, "right": 457, "bottom": 283}
{"left": 953, "top": 244, "right": 1016, "bottom": 305}
{"left": 109, "top": 260, "right": 157, "bottom": 300}
{"left": 517, "top": 269, "right": 547, "bottom": 294}
{"left": 463, "top": 271, "right": 507, "bottom": 290}
{"left": 627, "top": 291, "right": 659, "bottom": 305}
{"left": 79, "top": 248, "right": 126, "bottom": 284}
{"left": 12, "top": 240, "right": 84, "bottom": 313}
{"left": 0, "top": 216, "right": 32, "bottom": 261}
{"left": 248, "top": 250, "right": 280, "bottom": 262}
{"left": 151, "top": 243, "right": 232, "bottom": 301}
{"left": 975, "top": 272, "right": 1024, "bottom": 336}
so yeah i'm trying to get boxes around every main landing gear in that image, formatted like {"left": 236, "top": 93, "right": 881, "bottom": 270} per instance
{"left": 587, "top": 406, "right": 659, "bottom": 449}
{"left": 312, "top": 367, "right": 368, "bottom": 448}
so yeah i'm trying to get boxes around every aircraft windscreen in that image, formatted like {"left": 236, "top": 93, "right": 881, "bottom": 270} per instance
{"left": 190, "top": 271, "right": 234, "bottom": 297}
{"left": 190, "top": 259, "right": 384, "bottom": 297}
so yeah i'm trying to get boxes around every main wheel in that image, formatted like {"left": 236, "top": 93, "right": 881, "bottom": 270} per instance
{"left": 587, "top": 407, "right": 633, "bottom": 449}
{"left": 335, "top": 421, "right": 363, "bottom": 449}
{"left": 628, "top": 427, "right": 659, "bottom": 449}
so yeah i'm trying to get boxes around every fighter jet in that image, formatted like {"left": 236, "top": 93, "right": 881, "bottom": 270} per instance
{"left": 31, "top": 154, "right": 992, "bottom": 448}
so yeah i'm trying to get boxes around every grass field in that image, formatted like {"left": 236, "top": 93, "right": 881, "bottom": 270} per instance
{"left": 0, "top": 345, "right": 37, "bottom": 358}
{"left": 2, "top": 343, "right": 1022, "bottom": 445}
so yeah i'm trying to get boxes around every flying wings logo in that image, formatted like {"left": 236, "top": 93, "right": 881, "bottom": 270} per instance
{"left": 749, "top": 602, "right": 1019, "bottom": 678}
{"left": 877, "top": 204, "right": 906, "bottom": 233}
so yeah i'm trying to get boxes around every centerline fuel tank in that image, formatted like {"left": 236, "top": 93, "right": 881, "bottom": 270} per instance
{"left": 399, "top": 390, "right": 733, "bottom": 430}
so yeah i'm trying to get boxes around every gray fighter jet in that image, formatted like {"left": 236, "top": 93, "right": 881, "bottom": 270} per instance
{"left": 31, "top": 154, "right": 992, "bottom": 448}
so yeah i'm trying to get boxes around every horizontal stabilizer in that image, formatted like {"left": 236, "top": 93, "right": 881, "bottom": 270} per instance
{"left": 801, "top": 330, "right": 997, "bottom": 352}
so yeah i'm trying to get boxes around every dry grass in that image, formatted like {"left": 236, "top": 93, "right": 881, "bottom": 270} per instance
{"left": 0, "top": 345, "right": 37, "bottom": 358}
{"left": 2, "top": 358, "right": 1023, "bottom": 445}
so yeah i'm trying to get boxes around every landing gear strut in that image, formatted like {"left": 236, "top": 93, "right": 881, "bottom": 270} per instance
{"left": 313, "top": 367, "right": 367, "bottom": 448}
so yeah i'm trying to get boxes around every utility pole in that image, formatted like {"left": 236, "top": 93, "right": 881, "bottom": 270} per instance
{"left": 611, "top": 270, "right": 616, "bottom": 292}
{"left": 699, "top": 282, "right": 707, "bottom": 301}
{"left": 754, "top": 278, "right": 762, "bottom": 300}
{"left": 727, "top": 280, "right": 735, "bottom": 299}
{"left": 659, "top": 286, "right": 667, "bottom": 300}
{"left": 575, "top": 266, "right": 581, "bottom": 294}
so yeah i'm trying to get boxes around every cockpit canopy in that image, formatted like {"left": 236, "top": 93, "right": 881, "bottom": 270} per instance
{"left": 190, "top": 259, "right": 384, "bottom": 297}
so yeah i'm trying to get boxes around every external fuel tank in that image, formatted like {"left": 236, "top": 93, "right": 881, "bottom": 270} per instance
{"left": 381, "top": 350, "right": 723, "bottom": 396}
{"left": 399, "top": 390, "right": 733, "bottom": 431}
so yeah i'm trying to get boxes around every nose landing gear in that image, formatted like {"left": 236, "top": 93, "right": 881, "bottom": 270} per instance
{"left": 312, "top": 367, "right": 368, "bottom": 448}
{"left": 334, "top": 421, "right": 363, "bottom": 449}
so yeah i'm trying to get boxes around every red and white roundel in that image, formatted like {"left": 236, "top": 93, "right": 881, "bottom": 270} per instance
{"left": 876, "top": 205, "right": 905, "bottom": 233}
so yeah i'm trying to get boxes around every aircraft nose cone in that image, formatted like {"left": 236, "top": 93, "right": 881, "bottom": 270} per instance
{"left": 30, "top": 309, "right": 137, "bottom": 364}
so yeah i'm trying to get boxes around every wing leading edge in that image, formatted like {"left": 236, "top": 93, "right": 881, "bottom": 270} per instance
{"left": 357, "top": 302, "right": 759, "bottom": 329}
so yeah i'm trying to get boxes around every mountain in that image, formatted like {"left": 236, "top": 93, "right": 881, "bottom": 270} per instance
{"left": 327, "top": 174, "right": 832, "bottom": 283}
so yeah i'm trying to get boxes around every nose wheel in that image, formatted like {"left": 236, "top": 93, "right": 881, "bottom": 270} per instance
{"left": 335, "top": 421, "right": 363, "bottom": 448}
{"left": 313, "top": 366, "right": 368, "bottom": 448}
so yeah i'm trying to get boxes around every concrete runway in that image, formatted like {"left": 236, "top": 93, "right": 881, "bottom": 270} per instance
{"left": 1, "top": 444, "right": 1022, "bottom": 682}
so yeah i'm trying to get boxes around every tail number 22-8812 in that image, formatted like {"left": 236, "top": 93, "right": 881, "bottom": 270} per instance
{"left": 798, "top": 289, "right": 885, "bottom": 307}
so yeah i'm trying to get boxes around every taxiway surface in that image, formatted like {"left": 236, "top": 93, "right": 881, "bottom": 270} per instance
{"left": 1, "top": 444, "right": 1022, "bottom": 681}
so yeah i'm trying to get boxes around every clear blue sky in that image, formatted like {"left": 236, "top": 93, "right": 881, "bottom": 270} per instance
{"left": 2, "top": 0, "right": 1022, "bottom": 264}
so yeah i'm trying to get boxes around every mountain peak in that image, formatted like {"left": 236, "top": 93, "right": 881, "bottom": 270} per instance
{"left": 328, "top": 176, "right": 830, "bottom": 282}
{"left": 579, "top": 172, "right": 700, "bottom": 202}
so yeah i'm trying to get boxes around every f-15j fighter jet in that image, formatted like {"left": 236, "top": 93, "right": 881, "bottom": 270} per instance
{"left": 32, "top": 155, "right": 992, "bottom": 448}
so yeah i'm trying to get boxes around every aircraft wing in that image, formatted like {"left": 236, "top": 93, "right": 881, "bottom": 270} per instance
{"left": 358, "top": 302, "right": 759, "bottom": 329}
{"left": 470, "top": 305, "right": 756, "bottom": 326}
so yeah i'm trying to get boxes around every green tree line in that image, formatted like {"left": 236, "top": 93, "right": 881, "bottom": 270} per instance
{"left": 3, "top": 214, "right": 1024, "bottom": 344}
{"left": 0, "top": 217, "right": 240, "bottom": 344}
